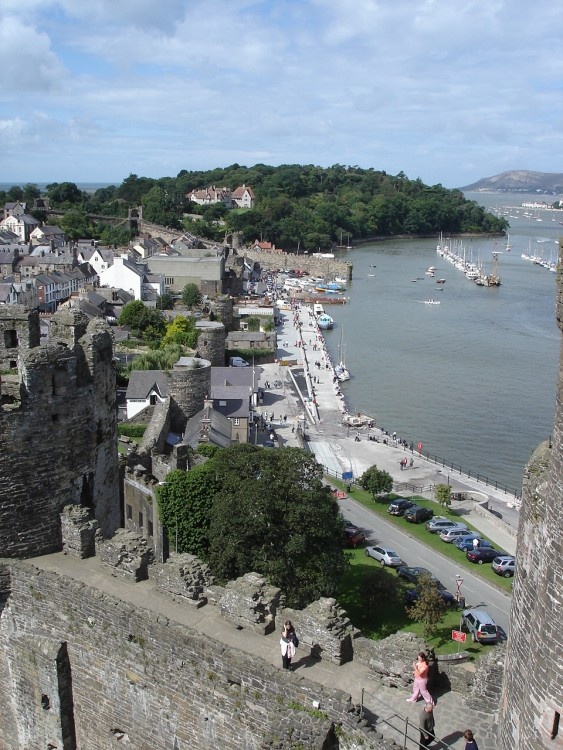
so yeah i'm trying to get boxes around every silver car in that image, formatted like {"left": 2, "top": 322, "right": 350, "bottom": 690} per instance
{"left": 365, "top": 545, "right": 403, "bottom": 567}
{"left": 440, "top": 527, "right": 474, "bottom": 543}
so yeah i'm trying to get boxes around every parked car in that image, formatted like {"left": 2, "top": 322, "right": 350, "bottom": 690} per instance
{"left": 492, "top": 555, "right": 516, "bottom": 578}
{"left": 440, "top": 526, "right": 474, "bottom": 543}
{"left": 396, "top": 566, "right": 437, "bottom": 585}
{"left": 426, "top": 517, "right": 467, "bottom": 534}
{"left": 405, "top": 587, "right": 455, "bottom": 605}
{"left": 466, "top": 547, "right": 500, "bottom": 564}
{"left": 343, "top": 527, "right": 366, "bottom": 548}
{"left": 462, "top": 609, "right": 498, "bottom": 643}
{"left": 365, "top": 545, "right": 403, "bottom": 567}
{"left": 387, "top": 499, "right": 415, "bottom": 516}
{"left": 455, "top": 537, "right": 494, "bottom": 552}
{"left": 404, "top": 506, "right": 434, "bottom": 524}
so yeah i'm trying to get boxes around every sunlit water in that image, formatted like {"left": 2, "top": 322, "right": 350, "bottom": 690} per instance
{"left": 321, "top": 192, "right": 562, "bottom": 493}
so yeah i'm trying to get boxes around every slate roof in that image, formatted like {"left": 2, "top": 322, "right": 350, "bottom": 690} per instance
{"left": 210, "top": 366, "right": 258, "bottom": 388}
{"left": 125, "top": 370, "right": 169, "bottom": 400}
{"left": 183, "top": 402, "right": 233, "bottom": 449}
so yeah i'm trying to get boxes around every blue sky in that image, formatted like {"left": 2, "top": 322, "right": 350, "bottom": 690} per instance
{"left": 1, "top": 0, "right": 562, "bottom": 188}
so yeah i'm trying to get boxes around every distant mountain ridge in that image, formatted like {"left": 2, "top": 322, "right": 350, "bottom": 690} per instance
{"left": 461, "top": 170, "right": 563, "bottom": 194}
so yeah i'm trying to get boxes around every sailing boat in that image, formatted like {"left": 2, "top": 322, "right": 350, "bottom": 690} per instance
{"left": 504, "top": 233, "right": 511, "bottom": 251}
{"left": 335, "top": 326, "right": 350, "bottom": 382}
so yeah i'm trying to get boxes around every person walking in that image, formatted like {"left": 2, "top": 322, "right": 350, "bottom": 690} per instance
{"left": 407, "top": 652, "right": 434, "bottom": 704}
{"left": 280, "top": 620, "right": 298, "bottom": 670}
{"left": 418, "top": 703, "right": 435, "bottom": 748}
{"left": 463, "top": 729, "right": 479, "bottom": 750}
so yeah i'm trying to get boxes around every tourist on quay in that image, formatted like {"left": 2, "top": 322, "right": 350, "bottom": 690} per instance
{"left": 463, "top": 729, "right": 479, "bottom": 750}
{"left": 280, "top": 620, "right": 298, "bottom": 670}
{"left": 407, "top": 652, "right": 434, "bottom": 704}
{"left": 418, "top": 703, "right": 435, "bottom": 748}
{"left": 409, "top": 457, "right": 414, "bottom": 468}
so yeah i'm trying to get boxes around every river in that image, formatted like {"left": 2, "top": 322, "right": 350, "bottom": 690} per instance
{"left": 321, "top": 191, "right": 562, "bottom": 494}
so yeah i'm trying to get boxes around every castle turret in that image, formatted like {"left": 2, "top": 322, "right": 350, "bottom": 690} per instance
{"left": 167, "top": 356, "right": 211, "bottom": 435}
{"left": 195, "top": 320, "right": 226, "bottom": 366}
{"left": 498, "top": 242, "right": 563, "bottom": 749}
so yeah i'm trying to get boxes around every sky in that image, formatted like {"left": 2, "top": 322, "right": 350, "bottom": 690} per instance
{"left": 1, "top": 0, "right": 562, "bottom": 189}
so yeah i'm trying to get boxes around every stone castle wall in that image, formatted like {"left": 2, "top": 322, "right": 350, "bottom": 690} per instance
{"left": 0, "top": 305, "right": 40, "bottom": 370}
{"left": 195, "top": 321, "right": 226, "bottom": 366}
{"left": 243, "top": 249, "right": 353, "bottom": 281}
{"left": 0, "top": 560, "right": 386, "bottom": 750}
{"left": 0, "top": 309, "right": 120, "bottom": 558}
{"left": 498, "top": 241, "right": 563, "bottom": 750}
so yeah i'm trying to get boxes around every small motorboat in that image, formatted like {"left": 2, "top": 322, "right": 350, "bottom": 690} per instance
{"left": 424, "top": 299, "right": 441, "bottom": 305}
{"left": 436, "top": 279, "right": 446, "bottom": 284}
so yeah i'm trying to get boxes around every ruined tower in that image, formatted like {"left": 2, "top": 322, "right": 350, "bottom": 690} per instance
{"left": 0, "top": 307, "right": 120, "bottom": 557}
{"left": 498, "top": 242, "right": 563, "bottom": 749}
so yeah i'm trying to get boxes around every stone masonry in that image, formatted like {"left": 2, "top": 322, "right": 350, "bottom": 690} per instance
{"left": 497, "top": 241, "right": 563, "bottom": 750}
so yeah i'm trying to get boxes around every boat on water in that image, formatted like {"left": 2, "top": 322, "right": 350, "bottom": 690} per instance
{"left": 436, "top": 279, "right": 446, "bottom": 284}
{"left": 335, "top": 326, "right": 350, "bottom": 381}
{"left": 313, "top": 302, "right": 325, "bottom": 316}
{"left": 424, "top": 299, "right": 441, "bottom": 305}
{"left": 317, "top": 313, "right": 334, "bottom": 330}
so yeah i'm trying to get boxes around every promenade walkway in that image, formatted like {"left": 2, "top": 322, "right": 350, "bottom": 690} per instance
{"left": 257, "top": 302, "right": 521, "bottom": 554}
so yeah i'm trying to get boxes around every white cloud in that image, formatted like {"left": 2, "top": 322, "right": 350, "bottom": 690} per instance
{"left": 0, "top": 0, "right": 561, "bottom": 185}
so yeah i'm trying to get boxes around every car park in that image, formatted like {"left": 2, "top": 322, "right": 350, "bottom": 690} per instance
{"left": 466, "top": 547, "right": 501, "bottom": 564}
{"left": 343, "top": 527, "right": 366, "bottom": 548}
{"left": 404, "top": 506, "right": 434, "bottom": 524}
{"left": 492, "top": 555, "right": 516, "bottom": 578}
{"left": 426, "top": 517, "right": 467, "bottom": 534}
{"left": 455, "top": 537, "right": 494, "bottom": 552}
{"left": 365, "top": 545, "right": 403, "bottom": 567}
{"left": 387, "top": 499, "right": 415, "bottom": 516}
{"left": 440, "top": 526, "right": 474, "bottom": 543}
{"left": 462, "top": 609, "right": 499, "bottom": 643}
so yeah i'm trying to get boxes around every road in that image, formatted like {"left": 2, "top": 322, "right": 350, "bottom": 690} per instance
{"left": 339, "top": 494, "right": 512, "bottom": 637}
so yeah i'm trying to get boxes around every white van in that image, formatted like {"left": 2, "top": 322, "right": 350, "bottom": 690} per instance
{"left": 229, "top": 357, "right": 249, "bottom": 367}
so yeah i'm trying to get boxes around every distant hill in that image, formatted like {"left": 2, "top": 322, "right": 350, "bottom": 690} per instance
{"left": 461, "top": 170, "right": 563, "bottom": 194}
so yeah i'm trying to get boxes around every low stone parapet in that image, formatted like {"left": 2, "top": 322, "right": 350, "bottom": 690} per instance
{"left": 280, "top": 597, "right": 357, "bottom": 664}
{"left": 353, "top": 631, "right": 428, "bottom": 687}
{"left": 218, "top": 572, "right": 281, "bottom": 635}
{"left": 98, "top": 528, "right": 153, "bottom": 581}
{"left": 60, "top": 504, "right": 99, "bottom": 559}
{"left": 152, "top": 553, "right": 213, "bottom": 607}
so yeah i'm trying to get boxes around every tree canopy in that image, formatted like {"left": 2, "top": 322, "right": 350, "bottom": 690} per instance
{"left": 181, "top": 283, "right": 202, "bottom": 308}
{"left": 359, "top": 465, "right": 394, "bottom": 499}
{"left": 435, "top": 483, "right": 452, "bottom": 511}
{"left": 11, "top": 164, "right": 509, "bottom": 252}
{"left": 157, "top": 444, "right": 348, "bottom": 609}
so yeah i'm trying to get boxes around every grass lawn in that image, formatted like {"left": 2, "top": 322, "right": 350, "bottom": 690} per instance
{"left": 338, "top": 548, "right": 491, "bottom": 657}
{"left": 330, "top": 478, "right": 513, "bottom": 593}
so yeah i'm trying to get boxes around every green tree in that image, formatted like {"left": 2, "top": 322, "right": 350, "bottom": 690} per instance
{"left": 359, "top": 465, "right": 393, "bottom": 500}
{"left": 405, "top": 573, "right": 448, "bottom": 639}
{"left": 245, "top": 316, "right": 261, "bottom": 332}
{"left": 163, "top": 315, "right": 198, "bottom": 348}
{"left": 207, "top": 445, "right": 347, "bottom": 608}
{"left": 158, "top": 293, "right": 175, "bottom": 310}
{"left": 119, "top": 301, "right": 166, "bottom": 341}
{"left": 360, "top": 568, "right": 400, "bottom": 608}
{"left": 59, "top": 209, "right": 95, "bottom": 240}
{"left": 435, "top": 483, "right": 452, "bottom": 512}
{"left": 157, "top": 467, "right": 221, "bottom": 556}
{"left": 46, "top": 181, "right": 83, "bottom": 206}
{"left": 181, "top": 283, "right": 202, "bottom": 308}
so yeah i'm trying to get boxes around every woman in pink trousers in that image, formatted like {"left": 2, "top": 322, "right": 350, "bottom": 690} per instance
{"left": 406, "top": 652, "right": 434, "bottom": 704}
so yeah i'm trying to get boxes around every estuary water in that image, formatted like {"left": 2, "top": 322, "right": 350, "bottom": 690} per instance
{"left": 321, "top": 192, "right": 563, "bottom": 494}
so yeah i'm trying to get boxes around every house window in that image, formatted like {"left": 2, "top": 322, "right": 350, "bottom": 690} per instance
{"left": 138, "top": 511, "right": 144, "bottom": 528}
{"left": 165, "top": 277, "right": 174, "bottom": 285}
{"left": 148, "top": 521, "right": 154, "bottom": 538}
{"left": 150, "top": 394, "right": 157, "bottom": 405}
{"left": 126, "top": 504, "right": 132, "bottom": 520}
{"left": 233, "top": 418, "right": 240, "bottom": 426}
